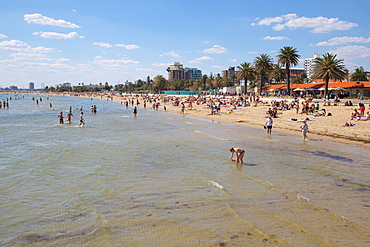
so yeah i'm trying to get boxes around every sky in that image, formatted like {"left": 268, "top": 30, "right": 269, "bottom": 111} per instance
{"left": 1, "top": 0, "right": 370, "bottom": 88}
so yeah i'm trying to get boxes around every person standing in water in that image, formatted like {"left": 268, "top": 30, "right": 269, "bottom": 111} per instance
{"left": 229, "top": 147, "right": 245, "bottom": 164}
{"left": 79, "top": 112, "right": 85, "bottom": 127}
{"left": 300, "top": 120, "right": 309, "bottom": 140}
{"left": 66, "top": 111, "right": 74, "bottom": 123}
{"left": 265, "top": 116, "right": 273, "bottom": 135}
{"left": 133, "top": 106, "right": 137, "bottom": 117}
{"left": 58, "top": 112, "right": 64, "bottom": 124}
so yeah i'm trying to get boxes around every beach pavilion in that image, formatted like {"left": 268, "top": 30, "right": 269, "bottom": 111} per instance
{"left": 262, "top": 81, "right": 370, "bottom": 98}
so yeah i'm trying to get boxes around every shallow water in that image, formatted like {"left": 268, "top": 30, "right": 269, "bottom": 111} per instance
{"left": 1, "top": 93, "right": 369, "bottom": 246}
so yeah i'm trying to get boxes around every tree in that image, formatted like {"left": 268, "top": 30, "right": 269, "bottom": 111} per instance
{"left": 277, "top": 46, "right": 300, "bottom": 96}
{"left": 254, "top": 54, "right": 274, "bottom": 94}
{"left": 237, "top": 62, "right": 255, "bottom": 94}
{"left": 208, "top": 74, "right": 215, "bottom": 89}
{"left": 292, "top": 71, "right": 307, "bottom": 84}
{"left": 350, "top": 66, "right": 368, "bottom": 81}
{"left": 201, "top": 75, "right": 208, "bottom": 90}
{"left": 312, "top": 53, "right": 346, "bottom": 99}
{"left": 269, "top": 64, "right": 285, "bottom": 83}
{"left": 152, "top": 75, "right": 167, "bottom": 92}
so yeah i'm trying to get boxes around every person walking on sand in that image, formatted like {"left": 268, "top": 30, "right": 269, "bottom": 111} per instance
{"left": 300, "top": 120, "right": 309, "bottom": 140}
{"left": 265, "top": 116, "right": 273, "bottom": 135}
{"left": 58, "top": 111, "right": 64, "bottom": 124}
{"left": 229, "top": 147, "right": 245, "bottom": 164}
{"left": 79, "top": 112, "right": 85, "bottom": 127}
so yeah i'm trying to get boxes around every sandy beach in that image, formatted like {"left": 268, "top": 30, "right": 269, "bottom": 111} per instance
{"left": 101, "top": 93, "right": 370, "bottom": 147}
{"left": 31, "top": 91, "right": 370, "bottom": 146}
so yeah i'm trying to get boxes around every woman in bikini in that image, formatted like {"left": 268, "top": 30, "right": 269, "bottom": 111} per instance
{"left": 229, "top": 147, "right": 245, "bottom": 164}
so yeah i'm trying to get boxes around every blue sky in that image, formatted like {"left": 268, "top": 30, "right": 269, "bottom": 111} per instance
{"left": 1, "top": 0, "right": 370, "bottom": 88}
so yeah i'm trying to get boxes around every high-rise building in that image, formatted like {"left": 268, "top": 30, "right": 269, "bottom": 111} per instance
{"left": 222, "top": 67, "right": 236, "bottom": 78}
{"left": 167, "top": 62, "right": 185, "bottom": 81}
{"left": 185, "top": 67, "right": 202, "bottom": 80}
{"left": 167, "top": 62, "right": 202, "bottom": 81}
{"left": 29, "top": 82, "right": 34, "bottom": 90}
{"left": 304, "top": 53, "right": 320, "bottom": 80}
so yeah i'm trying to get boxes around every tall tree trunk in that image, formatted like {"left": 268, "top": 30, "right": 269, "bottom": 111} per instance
{"left": 325, "top": 78, "right": 329, "bottom": 100}
{"left": 286, "top": 64, "right": 291, "bottom": 96}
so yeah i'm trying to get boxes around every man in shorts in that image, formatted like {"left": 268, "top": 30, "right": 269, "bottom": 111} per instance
{"left": 79, "top": 112, "right": 85, "bottom": 127}
{"left": 265, "top": 116, "right": 273, "bottom": 135}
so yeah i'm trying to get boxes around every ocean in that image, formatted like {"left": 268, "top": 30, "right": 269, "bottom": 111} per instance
{"left": 1, "top": 92, "right": 369, "bottom": 246}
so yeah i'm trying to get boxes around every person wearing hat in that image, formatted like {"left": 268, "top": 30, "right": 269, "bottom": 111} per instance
{"left": 300, "top": 120, "right": 309, "bottom": 140}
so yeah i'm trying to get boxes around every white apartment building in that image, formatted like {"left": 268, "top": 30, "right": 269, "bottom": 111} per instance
{"left": 304, "top": 53, "right": 320, "bottom": 80}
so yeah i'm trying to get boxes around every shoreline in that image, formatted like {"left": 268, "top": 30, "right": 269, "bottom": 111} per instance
{"left": 18, "top": 91, "right": 370, "bottom": 147}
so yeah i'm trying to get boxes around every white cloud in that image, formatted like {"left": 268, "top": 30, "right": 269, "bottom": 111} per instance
{"left": 92, "top": 42, "right": 112, "bottom": 48}
{"left": 9, "top": 52, "right": 49, "bottom": 61}
{"left": 247, "top": 51, "right": 258, "bottom": 54}
{"left": 211, "top": 65, "right": 223, "bottom": 69}
{"left": 160, "top": 51, "right": 180, "bottom": 58}
{"left": 0, "top": 40, "right": 30, "bottom": 51}
{"left": 229, "top": 58, "right": 237, "bottom": 63}
{"left": 189, "top": 56, "right": 214, "bottom": 64}
{"left": 95, "top": 56, "right": 102, "bottom": 59}
{"left": 115, "top": 44, "right": 140, "bottom": 49}
{"left": 329, "top": 45, "right": 370, "bottom": 60}
{"left": 0, "top": 39, "right": 55, "bottom": 53}
{"left": 152, "top": 63, "right": 168, "bottom": 67}
{"left": 33, "top": 31, "right": 84, "bottom": 39}
{"left": 314, "top": 36, "right": 370, "bottom": 46}
{"left": 136, "top": 68, "right": 161, "bottom": 73}
{"left": 263, "top": 36, "right": 289, "bottom": 40}
{"left": 0, "top": 33, "right": 8, "bottom": 39}
{"left": 252, "top": 14, "right": 357, "bottom": 33}
{"left": 202, "top": 45, "right": 227, "bottom": 54}
{"left": 93, "top": 58, "right": 140, "bottom": 68}
{"left": 24, "top": 13, "right": 81, "bottom": 28}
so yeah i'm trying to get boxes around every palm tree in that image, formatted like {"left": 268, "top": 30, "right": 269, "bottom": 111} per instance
{"left": 277, "top": 46, "right": 300, "bottom": 96}
{"left": 208, "top": 74, "right": 215, "bottom": 90}
{"left": 152, "top": 75, "right": 167, "bottom": 92}
{"left": 350, "top": 66, "right": 369, "bottom": 81}
{"left": 201, "top": 75, "right": 208, "bottom": 90}
{"left": 312, "top": 53, "right": 346, "bottom": 99}
{"left": 237, "top": 62, "right": 255, "bottom": 94}
{"left": 254, "top": 54, "right": 274, "bottom": 94}
{"left": 269, "top": 64, "right": 285, "bottom": 83}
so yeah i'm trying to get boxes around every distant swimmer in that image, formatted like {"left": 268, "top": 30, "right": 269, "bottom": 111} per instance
{"left": 229, "top": 147, "right": 245, "bottom": 164}
{"left": 58, "top": 112, "right": 64, "bottom": 124}
{"left": 79, "top": 112, "right": 85, "bottom": 127}
{"left": 133, "top": 106, "right": 137, "bottom": 117}
{"left": 66, "top": 111, "right": 74, "bottom": 123}
{"left": 91, "top": 105, "right": 97, "bottom": 113}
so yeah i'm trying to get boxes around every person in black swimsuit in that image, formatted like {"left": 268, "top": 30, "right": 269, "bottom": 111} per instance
{"left": 229, "top": 147, "right": 245, "bottom": 164}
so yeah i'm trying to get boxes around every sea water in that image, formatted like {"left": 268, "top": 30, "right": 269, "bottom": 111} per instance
{"left": 1, "top": 93, "right": 369, "bottom": 246}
